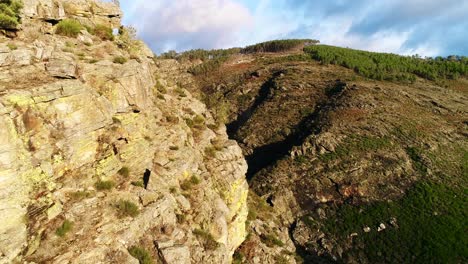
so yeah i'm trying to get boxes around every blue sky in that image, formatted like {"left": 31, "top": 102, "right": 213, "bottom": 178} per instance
{"left": 119, "top": 0, "right": 468, "bottom": 57}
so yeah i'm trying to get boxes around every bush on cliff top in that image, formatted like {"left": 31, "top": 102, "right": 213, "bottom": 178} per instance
{"left": 0, "top": 0, "right": 23, "bottom": 30}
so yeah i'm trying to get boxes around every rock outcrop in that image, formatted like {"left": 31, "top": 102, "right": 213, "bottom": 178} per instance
{"left": 0, "top": 1, "right": 248, "bottom": 263}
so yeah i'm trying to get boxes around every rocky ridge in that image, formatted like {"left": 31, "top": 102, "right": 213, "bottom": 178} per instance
{"left": 0, "top": 1, "right": 248, "bottom": 263}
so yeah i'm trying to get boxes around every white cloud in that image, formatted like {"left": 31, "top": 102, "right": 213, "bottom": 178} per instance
{"left": 120, "top": 0, "right": 467, "bottom": 56}
{"left": 121, "top": 0, "right": 253, "bottom": 52}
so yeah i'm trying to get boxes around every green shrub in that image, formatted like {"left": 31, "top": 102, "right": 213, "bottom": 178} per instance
{"left": 180, "top": 175, "right": 201, "bottom": 191}
{"left": 69, "top": 191, "right": 92, "bottom": 201}
{"left": 155, "top": 80, "right": 167, "bottom": 93}
{"left": 55, "top": 19, "right": 82, "bottom": 37}
{"left": 260, "top": 233, "right": 284, "bottom": 247}
{"left": 131, "top": 180, "right": 144, "bottom": 188}
{"left": 7, "top": 43, "right": 16, "bottom": 50}
{"left": 176, "top": 213, "right": 186, "bottom": 224}
{"left": 95, "top": 180, "right": 115, "bottom": 191}
{"left": 115, "top": 199, "right": 139, "bottom": 217}
{"left": 128, "top": 246, "right": 153, "bottom": 264}
{"left": 233, "top": 251, "right": 245, "bottom": 264}
{"left": 247, "top": 209, "right": 257, "bottom": 221}
{"left": 118, "top": 166, "right": 130, "bottom": 177}
{"left": 56, "top": 219, "right": 73, "bottom": 237}
{"left": 204, "top": 146, "right": 217, "bottom": 158}
{"left": 0, "top": 0, "right": 23, "bottom": 30}
{"left": 113, "top": 56, "right": 127, "bottom": 64}
{"left": 193, "top": 229, "right": 219, "bottom": 250}
{"left": 241, "top": 39, "right": 319, "bottom": 54}
{"left": 116, "top": 26, "right": 140, "bottom": 52}
{"left": 94, "top": 24, "right": 114, "bottom": 41}
{"left": 175, "top": 86, "right": 187, "bottom": 97}
{"left": 193, "top": 115, "right": 205, "bottom": 125}
{"left": 185, "top": 118, "right": 194, "bottom": 128}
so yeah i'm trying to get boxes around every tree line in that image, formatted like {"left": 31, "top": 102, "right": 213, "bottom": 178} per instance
{"left": 304, "top": 45, "right": 468, "bottom": 82}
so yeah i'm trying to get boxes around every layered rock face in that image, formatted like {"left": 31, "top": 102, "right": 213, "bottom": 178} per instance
{"left": 0, "top": 1, "right": 248, "bottom": 263}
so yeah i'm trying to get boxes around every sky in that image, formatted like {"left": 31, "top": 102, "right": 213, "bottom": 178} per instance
{"left": 119, "top": 0, "right": 468, "bottom": 57}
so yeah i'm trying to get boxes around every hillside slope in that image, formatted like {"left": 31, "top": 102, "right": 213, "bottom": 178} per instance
{"left": 171, "top": 42, "right": 467, "bottom": 263}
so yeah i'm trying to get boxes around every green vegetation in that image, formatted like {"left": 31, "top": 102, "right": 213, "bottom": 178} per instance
{"left": 55, "top": 219, "right": 73, "bottom": 237}
{"left": 95, "top": 180, "right": 115, "bottom": 191}
{"left": 259, "top": 53, "right": 312, "bottom": 65}
{"left": 131, "top": 180, "right": 144, "bottom": 188}
{"left": 115, "top": 199, "right": 140, "bottom": 218}
{"left": 159, "top": 48, "right": 240, "bottom": 62}
{"left": 118, "top": 166, "right": 130, "bottom": 177}
{"left": 233, "top": 251, "right": 245, "bottom": 264}
{"left": 0, "top": 0, "right": 22, "bottom": 30}
{"left": 188, "top": 57, "right": 229, "bottom": 75}
{"left": 92, "top": 24, "right": 114, "bottom": 41}
{"left": 185, "top": 118, "right": 194, "bottom": 128}
{"left": 69, "top": 191, "right": 92, "bottom": 201}
{"left": 305, "top": 45, "right": 468, "bottom": 82}
{"left": 193, "top": 228, "right": 220, "bottom": 250}
{"left": 176, "top": 213, "right": 186, "bottom": 224}
{"left": 128, "top": 246, "right": 153, "bottom": 264}
{"left": 204, "top": 146, "right": 217, "bottom": 158}
{"left": 6, "top": 43, "right": 16, "bottom": 50}
{"left": 324, "top": 182, "right": 467, "bottom": 263}
{"left": 193, "top": 114, "right": 205, "bottom": 125}
{"left": 260, "top": 233, "right": 285, "bottom": 247}
{"left": 319, "top": 135, "right": 392, "bottom": 162}
{"left": 159, "top": 48, "right": 240, "bottom": 76}
{"left": 192, "top": 114, "right": 205, "bottom": 129}
{"left": 406, "top": 147, "right": 428, "bottom": 175}
{"left": 174, "top": 86, "right": 187, "bottom": 97}
{"left": 155, "top": 80, "right": 167, "bottom": 94}
{"left": 55, "top": 19, "right": 82, "bottom": 37}
{"left": 113, "top": 56, "right": 128, "bottom": 64}
{"left": 116, "top": 26, "right": 142, "bottom": 54}
{"left": 201, "top": 92, "right": 230, "bottom": 124}
{"left": 247, "top": 192, "right": 273, "bottom": 222}
{"left": 242, "top": 39, "right": 319, "bottom": 54}
{"left": 180, "top": 175, "right": 201, "bottom": 191}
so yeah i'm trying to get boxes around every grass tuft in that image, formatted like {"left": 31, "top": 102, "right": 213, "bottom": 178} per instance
{"left": 55, "top": 19, "right": 82, "bottom": 37}
{"left": 118, "top": 166, "right": 130, "bottom": 177}
{"left": 113, "top": 56, "right": 127, "bottom": 64}
{"left": 55, "top": 219, "right": 73, "bottom": 237}
{"left": 180, "top": 175, "right": 201, "bottom": 191}
{"left": 95, "top": 180, "right": 115, "bottom": 191}
{"left": 115, "top": 199, "right": 140, "bottom": 218}
{"left": 193, "top": 229, "right": 220, "bottom": 250}
{"left": 128, "top": 246, "right": 153, "bottom": 264}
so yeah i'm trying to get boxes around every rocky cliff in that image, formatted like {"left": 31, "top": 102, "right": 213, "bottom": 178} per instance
{"left": 0, "top": 1, "right": 248, "bottom": 263}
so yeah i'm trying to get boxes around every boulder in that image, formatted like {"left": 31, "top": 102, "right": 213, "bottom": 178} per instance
{"left": 46, "top": 53, "right": 78, "bottom": 78}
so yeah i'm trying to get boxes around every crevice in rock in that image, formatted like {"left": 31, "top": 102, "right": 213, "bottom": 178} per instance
{"left": 44, "top": 19, "right": 60, "bottom": 26}
{"left": 226, "top": 71, "right": 284, "bottom": 137}
{"left": 241, "top": 81, "right": 348, "bottom": 180}
{"left": 117, "top": 137, "right": 128, "bottom": 143}
{"left": 143, "top": 169, "right": 151, "bottom": 189}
